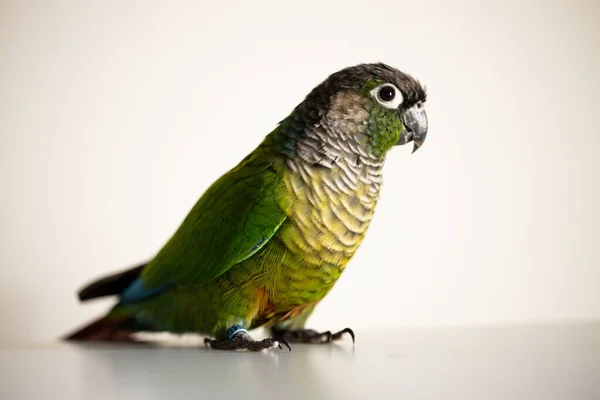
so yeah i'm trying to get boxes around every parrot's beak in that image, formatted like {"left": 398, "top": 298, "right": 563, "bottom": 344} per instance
{"left": 397, "top": 103, "right": 428, "bottom": 153}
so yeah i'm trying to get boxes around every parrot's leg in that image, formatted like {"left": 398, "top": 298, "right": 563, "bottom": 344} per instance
{"left": 204, "top": 325, "right": 291, "bottom": 352}
{"left": 271, "top": 327, "right": 355, "bottom": 344}
{"left": 269, "top": 306, "right": 355, "bottom": 344}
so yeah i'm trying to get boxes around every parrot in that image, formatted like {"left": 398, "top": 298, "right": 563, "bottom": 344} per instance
{"left": 63, "top": 62, "right": 428, "bottom": 351}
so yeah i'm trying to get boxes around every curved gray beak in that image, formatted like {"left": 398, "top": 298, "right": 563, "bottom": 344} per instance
{"left": 397, "top": 104, "right": 428, "bottom": 153}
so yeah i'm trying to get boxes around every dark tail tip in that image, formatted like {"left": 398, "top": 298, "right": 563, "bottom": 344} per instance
{"left": 63, "top": 315, "right": 137, "bottom": 342}
{"left": 77, "top": 263, "right": 147, "bottom": 302}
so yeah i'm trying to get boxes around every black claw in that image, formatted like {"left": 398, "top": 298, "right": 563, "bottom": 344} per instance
{"left": 335, "top": 328, "right": 355, "bottom": 343}
{"left": 279, "top": 339, "right": 292, "bottom": 352}
{"left": 329, "top": 327, "right": 355, "bottom": 343}
{"left": 321, "top": 331, "right": 332, "bottom": 342}
{"left": 346, "top": 328, "right": 355, "bottom": 343}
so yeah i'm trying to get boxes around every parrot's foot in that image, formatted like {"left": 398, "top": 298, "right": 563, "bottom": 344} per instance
{"left": 204, "top": 325, "right": 291, "bottom": 352}
{"left": 271, "top": 327, "right": 355, "bottom": 344}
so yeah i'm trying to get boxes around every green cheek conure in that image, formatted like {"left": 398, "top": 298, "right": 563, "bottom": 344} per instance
{"left": 64, "top": 63, "right": 428, "bottom": 351}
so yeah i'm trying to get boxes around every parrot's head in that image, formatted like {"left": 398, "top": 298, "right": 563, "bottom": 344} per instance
{"left": 293, "top": 62, "right": 428, "bottom": 157}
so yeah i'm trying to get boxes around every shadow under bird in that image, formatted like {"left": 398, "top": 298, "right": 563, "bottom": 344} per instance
{"left": 64, "top": 62, "right": 428, "bottom": 351}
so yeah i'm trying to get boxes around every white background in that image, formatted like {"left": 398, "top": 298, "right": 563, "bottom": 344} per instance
{"left": 1, "top": 0, "right": 599, "bottom": 343}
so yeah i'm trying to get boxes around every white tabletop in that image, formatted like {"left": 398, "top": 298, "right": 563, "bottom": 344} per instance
{"left": 1, "top": 322, "right": 599, "bottom": 400}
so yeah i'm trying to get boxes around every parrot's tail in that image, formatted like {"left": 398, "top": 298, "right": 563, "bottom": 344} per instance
{"left": 77, "top": 262, "right": 147, "bottom": 302}
{"left": 64, "top": 262, "right": 151, "bottom": 342}
{"left": 62, "top": 312, "right": 140, "bottom": 342}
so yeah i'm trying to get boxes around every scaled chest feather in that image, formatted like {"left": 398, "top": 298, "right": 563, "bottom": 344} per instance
{"left": 279, "top": 155, "right": 384, "bottom": 268}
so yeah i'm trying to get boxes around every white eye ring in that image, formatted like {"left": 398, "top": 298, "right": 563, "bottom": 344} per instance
{"left": 370, "top": 84, "right": 404, "bottom": 109}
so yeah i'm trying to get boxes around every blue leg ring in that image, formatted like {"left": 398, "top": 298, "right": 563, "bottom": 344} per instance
{"left": 226, "top": 324, "right": 248, "bottom": 341}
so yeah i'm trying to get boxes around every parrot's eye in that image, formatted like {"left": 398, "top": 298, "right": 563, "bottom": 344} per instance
{"left": 379, "top": 86, "right": 395, "bottom": 101}
{"left": 370, "top": 84, "right": 404, "bottom": 110}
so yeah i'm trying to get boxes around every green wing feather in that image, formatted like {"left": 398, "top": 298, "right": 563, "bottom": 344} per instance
{"left": 140, "top": 151, "right": 287, "bottom": 288}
